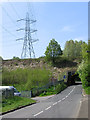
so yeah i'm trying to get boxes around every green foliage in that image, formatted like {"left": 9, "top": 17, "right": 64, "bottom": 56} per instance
{"left": 2, "top": 68, "right": 27, "bottom": 86}
{"left": 55, "top": 82, "right": 67, "bottom": 94}
{"left": 2, "top": 68, "right": 52, "bottom": 91}
{"left": 45, "top": 39, "right": 62, "bottom": 63}
{"left": 25, "top": 68, "right": 52, "bottom": 90}
{"left": 63, "top": 40, "right": 85, "bottom": 60}
{"left": 53, "top": 56, "right": 77, "bottom": 68}
{"left": 63, "top": 40, "right": 75, "bottom": 60}
{"left": 39, "top": 83, "right": 67, "bottom": 96}
{"left": 84, "top": 87, "right": 90, "bottom": 95}
{"left": 39, "top": 86, "right": 56, "bottom": 96}
{"left": 2, "top": 96, "right": 36, "bottom": 113}
{"left": 81, "top": 42, "right": 88, "bottom": 61}
{"left": 77, "top": 42, "right": 89, "bottom": 89}
{"left": 12, "top": 56, "right": 20, "bottom": 60}
{"left": 77, "top": 61, "right": 89, "bottom": 88}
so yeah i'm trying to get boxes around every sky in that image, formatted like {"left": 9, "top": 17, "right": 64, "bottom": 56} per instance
{"left": 0, "top": 1, "right": 88, "bottom": 60}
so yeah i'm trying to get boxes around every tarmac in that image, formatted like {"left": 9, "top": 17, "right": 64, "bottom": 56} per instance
{"left": 31, "top": 94, "right": 55, "bottom": 102}
{"left": 77, "top": 89, "right": 89, "bottom": 119}
{"left": 32, "top": 89, "right": 89, "bottom": 119}
{"left": 1, "top": 87, "right": 89, "bottom": 119}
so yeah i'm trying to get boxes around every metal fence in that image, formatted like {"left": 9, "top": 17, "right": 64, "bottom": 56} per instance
{"left": 20, "top": 80, "right": 64, "bottom": 98}
{"left": 21, "top": 91, "right": 31, "bottom": 98}
{"left": 31, "top": 80, "right": 64, "bottom": 97}
{"left": 1, "top": 80, "right": 65, "bottom": 99}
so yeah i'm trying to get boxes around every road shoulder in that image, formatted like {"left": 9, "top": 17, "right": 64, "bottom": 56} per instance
{"left": 77, "top": 89, "right": 88, "bottom": 118}
{"left": 31, "top": 94, "right": 55, "bottom": 102}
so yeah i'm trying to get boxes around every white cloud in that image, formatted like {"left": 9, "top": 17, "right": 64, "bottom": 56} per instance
{"left": 61, "top": 26, "right": 74, "bottom": 32}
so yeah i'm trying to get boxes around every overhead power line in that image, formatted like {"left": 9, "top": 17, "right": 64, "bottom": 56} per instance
{"left": 1, "top": 25, "right": 17, "bottom": 38}
{"left": 8, "top": 0, "right": 21, "bottom": 19}
{"left": 0, "top": 4, "right": 18, "bottom": 28}
{"left": 1, "top": 6, "right": 15, "bottom": 24}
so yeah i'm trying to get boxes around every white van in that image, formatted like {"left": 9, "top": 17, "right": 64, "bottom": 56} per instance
{"left": 0, "top": 86, "right": 21, "bottom": 96}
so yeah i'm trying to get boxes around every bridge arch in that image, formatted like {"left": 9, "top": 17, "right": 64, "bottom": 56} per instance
{"left": 67, "top": 71, "right": 81, "bottom": 86}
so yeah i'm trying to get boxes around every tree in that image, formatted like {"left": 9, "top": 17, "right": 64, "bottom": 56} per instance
{"left": 63, "top": 40, "right": 75, "bottom": 59}
{"left": 77, "top": 43, "right": 89, "bottom": 88}
{"left": 63, "top": 40, "right": 85, "bottom": 60}
{"left": 45, "top": 39, "right": 62, "bottom": 63}
{"left": 12, "top": 56, "right": 20, "bottom": 60}
{"left": 81, "top": 42, "right": 88, "bottom": 61}
{"left": 77, "top": 61, "right": 89, "bottom": 88}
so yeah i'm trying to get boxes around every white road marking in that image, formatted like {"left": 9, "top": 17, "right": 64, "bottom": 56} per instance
{"left": 68, "top": 93, "right": 71, "bottom": 95}
{"left": 58, "top": 100, "right": 61, "bottom": 103}
{"left": 34, "top": 86, "right": 76, "bottom": 117}
{"left": 73, "top": 86, "right": 75, "bottom": 90}
{"left": 62, "top": 97, "right": 65, "bottom": 100}
{"left": 70, "top": 91, "right": 72, "bottom": 93}
{"left": 45, "top": 106, "right": 51, "bottom": 110}
{"left": 53, "top": 102, "right": 57, "bottom": 105}
{"left": 34, "top": 111, "right": 43, "bottom": 117}
{"left": 65, "top": 95, "right": 68, "bottom": 98}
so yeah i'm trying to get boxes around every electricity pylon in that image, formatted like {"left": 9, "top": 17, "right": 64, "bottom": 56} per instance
{"left": 16, "top": 12, "right": 38, "bottom": 59}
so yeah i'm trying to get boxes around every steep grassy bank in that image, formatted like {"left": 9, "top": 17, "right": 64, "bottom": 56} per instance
{"left": 2, "top": 67, "right": 52, "bottom": 91}
{"left": 2, "top": 57, "right": 79, "bottom": 93}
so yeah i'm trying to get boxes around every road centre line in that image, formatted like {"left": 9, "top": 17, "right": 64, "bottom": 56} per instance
{"left": 68, "top": 86, "right": 75, "bottom": 94}
{"left": 34, "top": 111, "right": 43, "bottom": 117}
{"left": 45, "top": 106, "right": 51, "bottom": 110}
{"left": 53, "top": 102, "right": 57, "bottom": 105}
{"left": 73, "top": 86, "right": 75, "bottom": 90}
{"left": 33, "top": 86, "right": 75, "bottom": 117}
{"left": 62, "top": 97, "right": 65, "bottom": 100}
{"left": 58, "top": 100, "right": 61, "bottom": 103}
{"left": 66, "top": 95, "right": 68, "bottom": 98}
{"left": 70, "top": 91, "right": 72, "bottom": 94}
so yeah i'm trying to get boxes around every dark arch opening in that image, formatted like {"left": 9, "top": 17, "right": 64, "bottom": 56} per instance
{"left": 67, "top": 71, "right": 81, "bottom": 86}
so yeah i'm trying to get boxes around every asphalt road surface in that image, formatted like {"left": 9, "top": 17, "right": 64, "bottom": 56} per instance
{"left": 2, "top": 84, "right": 82, "bottom": 118}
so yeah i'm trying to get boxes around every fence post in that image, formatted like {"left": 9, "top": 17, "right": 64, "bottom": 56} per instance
{"left": 11, "top": 88, "right": 14, "bottom": 97}
{"left": 30, "top": 91, "right": 31, "bottom": 98}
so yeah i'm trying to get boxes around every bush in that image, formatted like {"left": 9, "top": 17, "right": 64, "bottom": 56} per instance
{"left": 77, "top": 61, "right": 89, "bottom": 88}
{"left": 55, "top": 82, "right": 67, "bottom": 94}
{"left": 13, "top": 56, "right": 20, "bottom": 60}
{"left": 84, "top": 87, "right": 90, "bottom": 95}
{"left": 2, "top": 68, "right": 52, "bottom": 91}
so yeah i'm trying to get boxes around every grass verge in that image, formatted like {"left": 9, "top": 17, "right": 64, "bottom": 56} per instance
{"left": 2, "top": 96, "right": 36, "bottom": 113}
{"left": 39, "top": 86, "right": 56, "bottom": 96}
{"left": 84, "top": 87, "right": 90, "bottom": 95}
{"left": 39, "top": 82, "right": 67, "bottom": 97}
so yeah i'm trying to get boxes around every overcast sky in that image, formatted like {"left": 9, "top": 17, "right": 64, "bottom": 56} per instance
{"left": 0, "top": 1, "right": 88, "bottom": 59}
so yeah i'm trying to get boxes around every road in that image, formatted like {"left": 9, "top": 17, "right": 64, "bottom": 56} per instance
{"left": 2, "top": 84, "right": 82, "bottom": 119}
